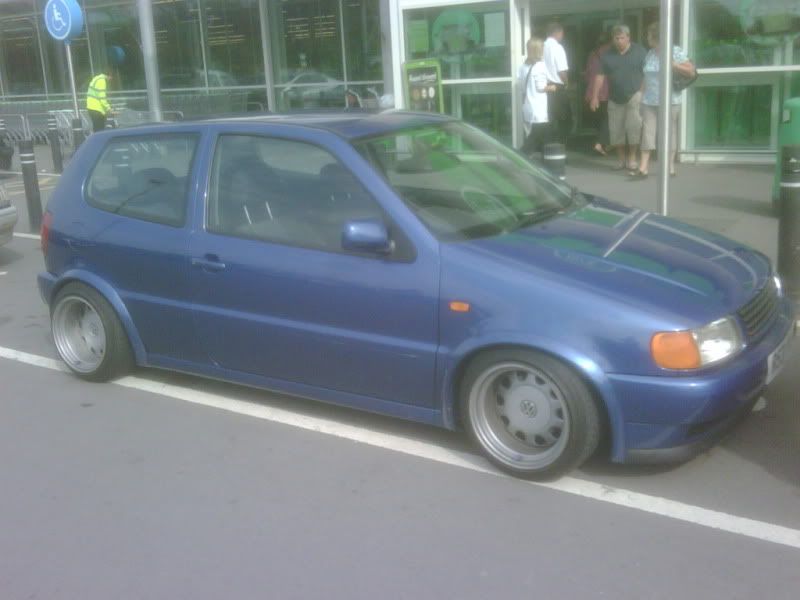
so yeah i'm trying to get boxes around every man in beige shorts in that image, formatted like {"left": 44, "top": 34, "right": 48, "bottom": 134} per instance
{"left": 590, "top": 25, "right": 647, "bottom": 172}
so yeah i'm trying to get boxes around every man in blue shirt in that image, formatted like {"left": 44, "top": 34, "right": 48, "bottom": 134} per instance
{"left": 590, "top": 24, "right": 647, "bottom": 172}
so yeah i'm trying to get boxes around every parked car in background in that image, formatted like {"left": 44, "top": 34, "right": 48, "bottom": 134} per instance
{"left": 280, "top": 71, "right": 345, "bottom": 108}
{"left": 38, "top": 112, "right": 796, "bottom": 479}
{"left": 0, "top": 183, "right": 18, "bottom": 246}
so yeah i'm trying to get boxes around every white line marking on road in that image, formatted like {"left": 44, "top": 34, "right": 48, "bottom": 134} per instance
{"left": 0, "top": 343, "right": 799, "bottom": 551}
{"left": 0, "top": 271, "right": 6, "bottom": 276}
{"left": 12, "top": 232, "right": 40, "bottom": 240}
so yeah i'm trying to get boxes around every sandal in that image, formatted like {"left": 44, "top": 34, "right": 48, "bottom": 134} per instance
{"left": 629, "top": 170, "right": 648, "bottom": 180}
{"left": 611, "top": 164, "right": 628, "bottom": 171}
{"left": 593, "top": 144, "right": 607, "bottom": 156}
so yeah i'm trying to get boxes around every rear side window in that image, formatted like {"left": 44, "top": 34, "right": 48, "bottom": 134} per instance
{"left": 86, "top": 134, "right": 198, "bottom": 227}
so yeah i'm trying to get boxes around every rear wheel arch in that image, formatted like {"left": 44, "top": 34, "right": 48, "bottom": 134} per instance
{"left": 49, "top": 274, "right": 146, "bottom": 366}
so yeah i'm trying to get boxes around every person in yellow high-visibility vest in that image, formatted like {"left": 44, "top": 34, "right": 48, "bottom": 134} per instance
{"left": 86, "top": 72, "right": 113, "bottom": 132}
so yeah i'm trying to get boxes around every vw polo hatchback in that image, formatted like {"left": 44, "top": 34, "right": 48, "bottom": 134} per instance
{"left": 38, "top": 112, "right": 796, "bottom": 479}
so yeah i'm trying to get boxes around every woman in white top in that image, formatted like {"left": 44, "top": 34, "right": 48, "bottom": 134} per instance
{"left": 518, "top": 38, "right": 556, "bottom": 157}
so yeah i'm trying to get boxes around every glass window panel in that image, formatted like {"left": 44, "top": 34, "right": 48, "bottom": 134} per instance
{"left": 443, "top": 83, "right": 512, "bottom": 145}
{"left": 269, "top": 0, "right": 344, "bottom": 86}
{"left": 42, "top": 32, "right": 91, "bottom": 95}
{"left": 343, "top": 0, "right": 382, "bottom": 82}
{"left": 693, "top": 0, "right": 800, "bottom": 68}
{"left": 0, "top": 16, "right": 45, "bottom": 95}
{"left": 153, "top": 1, "right": 204, "bottom": 89}
{"left": 208, "top": 135, "right": 383, "bottom": 253}
{"left": 87, "top": 134, "right": 199, "bottom": 227}
{"left": 403, "top": 3, "right": 510, "bottom": 80}
{"left": 693, "top": 84, "right": 772, "bottom": 149}
{"left": 86, "top": 4, "right": 146, "bottom": 92}
{"left": 202, "top": 0, "right": 264, "bottom": 87}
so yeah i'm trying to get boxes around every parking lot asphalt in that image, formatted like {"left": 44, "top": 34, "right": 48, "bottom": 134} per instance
{"left": 1, "top": 149, "right": 799, "bottom": 599}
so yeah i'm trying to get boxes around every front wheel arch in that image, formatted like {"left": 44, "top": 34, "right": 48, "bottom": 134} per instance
{"left": 451, "top": 344, "right": 613, "bottom": 456}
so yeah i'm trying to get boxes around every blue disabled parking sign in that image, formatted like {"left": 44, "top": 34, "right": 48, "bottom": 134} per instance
{"left": 44, "top": 0, "right": 84, "bottom": 42}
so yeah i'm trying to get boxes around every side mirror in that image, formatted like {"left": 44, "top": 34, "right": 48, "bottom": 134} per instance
{"left": 342, "top": 219, "right": 394, "bottom": 255}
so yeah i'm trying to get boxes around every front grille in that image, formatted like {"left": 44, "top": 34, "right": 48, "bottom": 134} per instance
{"left": 737, "top": 278, "right": 779, "bottom": 341}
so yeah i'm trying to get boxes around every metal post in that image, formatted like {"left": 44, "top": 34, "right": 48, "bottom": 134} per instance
{"left": 259, "top": 0, "right": 277, "bottom": 111}
{"left": 777, "top": 145, "right": 800, "bottom": 305}
{"left": 72, "top": 118, "right": 85, "bottom": 150}
{"left": 18, "top": 139, "right": 43, "bottom": 231}
{"left": 0, "top": 118, "right": 12, "bottom": 172}
{"left": 543, "top": 143, "right": 567, "bottom": 181}
{"left": 137, "top": 0, "right": 163, "bottom": 121}
{"left": 65, "top": 42, "right": 80, "bottom": 119}
{"left": 656, "top": 0, "right": 675, "bottom": 216}
{"left": 48, "top": 116, "right": 64, "bottom": 174}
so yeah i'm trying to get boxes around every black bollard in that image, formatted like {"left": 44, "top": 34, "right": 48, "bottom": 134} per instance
{"left": 47, "top": 116, "right": 64, "bottom": 174}
{"left": 543, "top": 143, "right": 566, "bottom": 181}
{"left": 18, "top": 139, "right": 43, "bottom": 231}
{"left": 72, "top": 117, "right": 85, "bottom": 150}
{"left": 777, "top": 145, "right": 800, "bottom": 305}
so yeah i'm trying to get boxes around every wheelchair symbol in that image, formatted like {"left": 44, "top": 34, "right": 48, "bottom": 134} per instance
{"left": 51, "top": 4, "right": 67, "bottom": 32}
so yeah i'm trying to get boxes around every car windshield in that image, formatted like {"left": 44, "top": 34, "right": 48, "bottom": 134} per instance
{"left": 355, "top": 122, "right": 583, "bottom": 241}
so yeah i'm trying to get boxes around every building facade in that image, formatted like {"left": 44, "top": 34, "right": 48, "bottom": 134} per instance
{"left": 0, "top": 0, "right": 798, "bottom": 161}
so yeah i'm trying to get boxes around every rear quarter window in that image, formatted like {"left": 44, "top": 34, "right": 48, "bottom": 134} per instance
{"left": 86, "top": 134, "right": 199, "bottom": 227}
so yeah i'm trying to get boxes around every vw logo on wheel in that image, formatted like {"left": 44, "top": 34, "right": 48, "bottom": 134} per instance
{"left": 519, "top": 399, "right": 538, "bottom": 418}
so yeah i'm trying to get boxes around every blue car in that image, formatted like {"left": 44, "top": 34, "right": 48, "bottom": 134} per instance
{"left": 38, "top": 112, "right": 796, "bottom": 479}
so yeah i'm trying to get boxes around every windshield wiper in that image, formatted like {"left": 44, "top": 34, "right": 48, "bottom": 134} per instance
{"left": 515, "top": 206, "right": 564, "bottom": 229}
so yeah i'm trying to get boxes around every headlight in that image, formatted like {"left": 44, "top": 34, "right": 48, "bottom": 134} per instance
{"left": 651, "top": 317, "right": 743, "bottom": 370}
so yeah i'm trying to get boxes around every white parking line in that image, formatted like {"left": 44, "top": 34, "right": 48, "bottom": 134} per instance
{"left": 12, "top": 232, "right": 40, "bottom": 240}
{"left": 1, "top": 344, "right": 799, "bottom": 551}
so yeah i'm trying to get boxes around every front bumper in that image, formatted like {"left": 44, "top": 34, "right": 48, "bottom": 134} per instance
{"left": 607, "top": 298, "right": 796, "bottom": 463}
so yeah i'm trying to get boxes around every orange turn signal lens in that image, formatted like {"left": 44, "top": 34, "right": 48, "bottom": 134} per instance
{"left": 449, "top": 301, "right": 471, "bottom": 313}
{"left": 651, "top": 331, "right": 701, "bottom": 369}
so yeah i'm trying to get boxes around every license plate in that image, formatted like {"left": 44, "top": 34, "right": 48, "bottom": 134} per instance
{"left": 766, "top": 327, "right": 794, "bottom": 385}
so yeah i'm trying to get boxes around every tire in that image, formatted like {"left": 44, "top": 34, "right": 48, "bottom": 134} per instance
{"left": 460, "top": 348, "right": 601, "bottom": 480}
{"left": 51, "top": 282, "right": 133, "bottom": 382}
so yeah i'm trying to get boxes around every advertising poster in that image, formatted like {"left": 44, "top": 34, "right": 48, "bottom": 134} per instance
{"left": 403, "top": 59, "right": 444, "bottom": 113}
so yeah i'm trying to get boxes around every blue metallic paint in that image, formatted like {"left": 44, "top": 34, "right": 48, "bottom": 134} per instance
{"left": 39, "top": 113, "right": 796, "bottom": 465}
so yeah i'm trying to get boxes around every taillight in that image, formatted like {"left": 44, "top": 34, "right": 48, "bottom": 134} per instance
{"left": 40, "top": 211, "right": 52, "bottom": 255}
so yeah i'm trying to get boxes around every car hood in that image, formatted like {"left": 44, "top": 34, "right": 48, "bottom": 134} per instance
{"left": 452, "top": 198, "right": 770, "bottom": 323}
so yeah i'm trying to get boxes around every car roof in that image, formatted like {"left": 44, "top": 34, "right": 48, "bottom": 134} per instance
{"left": 118, "top": 111, "right": 457, "bottom": 141}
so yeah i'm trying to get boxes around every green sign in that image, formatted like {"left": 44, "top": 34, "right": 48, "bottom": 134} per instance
{"left": 403, "top": 59, "right": 444, "bottom": 113}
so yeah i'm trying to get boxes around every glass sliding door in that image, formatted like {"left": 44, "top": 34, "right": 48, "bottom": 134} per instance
{"left": 401, "top": 2, "right": 513, "bottom": 142}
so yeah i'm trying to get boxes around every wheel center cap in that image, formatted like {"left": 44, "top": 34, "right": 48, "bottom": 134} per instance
{"left": 519, "top": 399, "right": 538, "bottom": 418}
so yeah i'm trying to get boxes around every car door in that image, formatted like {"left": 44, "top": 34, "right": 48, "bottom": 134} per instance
{"left": 187, "top": 129, "right": 440, "bottom": 409}
{"left": 78, "top": 131, "right": 203, "bottom": 362}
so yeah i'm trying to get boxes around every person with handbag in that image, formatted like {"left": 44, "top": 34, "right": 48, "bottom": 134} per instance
{"left": 519, "top": 37, "right": 557, "bottom": 158}
{"left": 631, "top": 22, "right": 697, "bottom": 179}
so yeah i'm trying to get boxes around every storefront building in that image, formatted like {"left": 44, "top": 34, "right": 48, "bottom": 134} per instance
{"left": 0, "top": 0, "right": 798, "bottom": 162}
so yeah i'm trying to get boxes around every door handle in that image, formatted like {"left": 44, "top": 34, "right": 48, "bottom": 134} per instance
{"left": 191, "top": 255, "right": 227, "bottom": 272}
